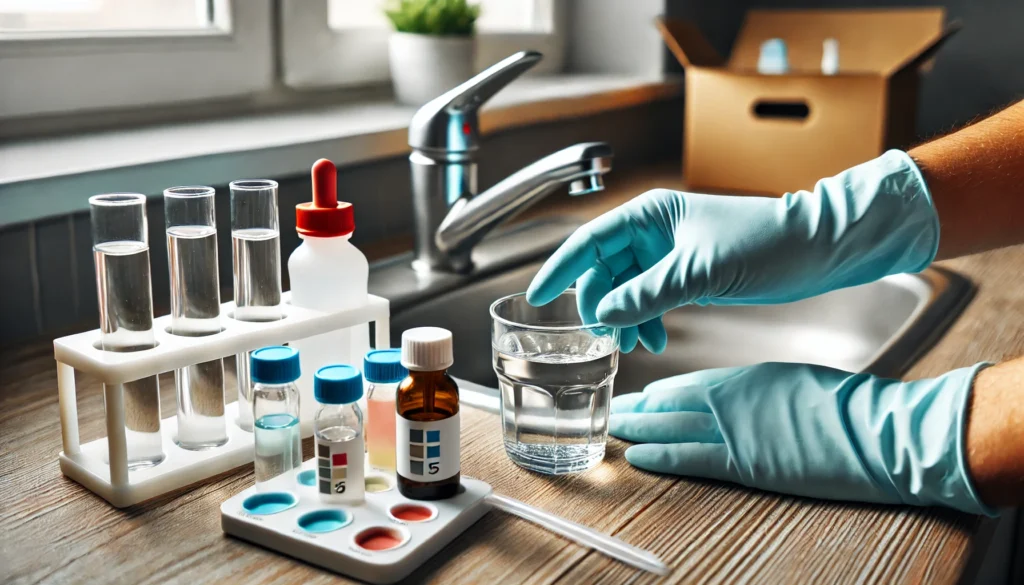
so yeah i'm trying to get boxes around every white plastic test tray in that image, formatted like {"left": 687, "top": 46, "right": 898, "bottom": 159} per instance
{"left": 53, "top": 292, "right": 390, "bottom": 507}
{"left": 221, "top": 460, "right": 492, "bottom": 584}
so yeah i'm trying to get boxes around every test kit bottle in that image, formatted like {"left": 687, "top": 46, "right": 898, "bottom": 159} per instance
{"left": 89, "top": 193, "right": 165, "bottom": 469}
{"left": 230, "top": 179, "right": 283, "bottom": 433}
{"left": 165, "top": 186, "right": 228, "bottom": 450}
{"left": 288, "top": 158, "right": 370, "bottom": 426}
{"left": 313, "top": 365, "right": 366, "bottom": 504}
{"left": 250, "top": 346, "right": 302, "bottom": 489}
{"left": 364, "top": 349, "right": 407, "bottom": 471}
{"left": 396, "top": 328, "right": 460, "bottom": 500}
{"left": 821, "top": 38, "right": 840, "bottom": 75}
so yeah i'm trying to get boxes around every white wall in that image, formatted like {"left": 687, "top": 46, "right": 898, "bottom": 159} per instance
{"left": 567, "top": 0, "right": 665, "bottom": 75}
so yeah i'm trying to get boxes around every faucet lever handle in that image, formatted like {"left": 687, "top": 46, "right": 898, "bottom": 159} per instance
{"left": 409, "top": 50, "right": 542, "bottom": 152}
{"left": 444, "top": 50, "right": 542, "bottom": 112}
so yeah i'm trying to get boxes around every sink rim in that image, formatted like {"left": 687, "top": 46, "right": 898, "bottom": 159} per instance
{"left": 859, "top": 266, "right": 973, "bottom": 377}
{"left": 392, "top": 265, "right": 974, "bottom": 413}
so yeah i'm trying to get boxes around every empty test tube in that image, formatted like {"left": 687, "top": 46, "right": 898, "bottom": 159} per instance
{"left": 230, "top": 180, "right": 283, "bottom": 432}
{"left": 166, "top": 186, "right": 228, "bottom": 450}
{"left": 90, "top": 193, "right": 166, "bottom": 469}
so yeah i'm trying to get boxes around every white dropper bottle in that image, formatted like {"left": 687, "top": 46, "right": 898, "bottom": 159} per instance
{"left": 288, "top": 158, "right": 370, "bottom": 430}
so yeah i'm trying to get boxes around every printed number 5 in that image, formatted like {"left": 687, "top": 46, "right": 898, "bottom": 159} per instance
{"left": 428, "top": 462, "right": 439, "bottom": 475}
{"left": 335, "top": 481, "right": 346, "bottom": 494}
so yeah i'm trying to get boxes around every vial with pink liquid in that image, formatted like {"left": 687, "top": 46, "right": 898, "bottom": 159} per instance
{"left": 363, "top": 349, "right": 407, "bottom": 471}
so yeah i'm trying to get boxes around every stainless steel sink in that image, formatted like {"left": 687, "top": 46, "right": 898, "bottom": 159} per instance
{"left": 384, "top": 229, "right": 972, "bottom": 408}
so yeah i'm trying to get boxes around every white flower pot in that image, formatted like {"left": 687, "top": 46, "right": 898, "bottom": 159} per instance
{"left": 389, "top": 32, "right": 476, "bottom": 106}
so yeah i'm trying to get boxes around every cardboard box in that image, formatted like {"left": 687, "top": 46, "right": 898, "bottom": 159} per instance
{"left": 657, "top": 9, "right": 959, "bottom": 195}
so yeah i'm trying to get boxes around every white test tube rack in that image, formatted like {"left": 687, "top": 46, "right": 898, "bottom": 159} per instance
{"left": 53, "top": 292, "right": 390, "bottom": 508}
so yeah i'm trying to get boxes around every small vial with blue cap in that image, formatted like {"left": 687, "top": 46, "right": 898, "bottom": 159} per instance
{"left": 251, "top": 346, "right": 302, "bottom": 490}
{"left": 364, "top": 349, "right": 407, "bottom": 472}
{"left": 314, "top": 365, "right": 365, "bottom": 504}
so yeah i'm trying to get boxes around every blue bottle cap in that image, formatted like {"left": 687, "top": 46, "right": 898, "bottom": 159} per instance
{"left": 250, "top": 346, "right": 301, "bottom": 385}
{"left": 315, "top": 365, "right": 363, "bottom": 404}
{"left": 363, "top": 348, "right": 407, "bottom": 384}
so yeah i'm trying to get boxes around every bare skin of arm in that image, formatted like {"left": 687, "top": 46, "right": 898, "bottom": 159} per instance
{"left": 964, "top": 358, "right": 1024, "bottom": 507}
{"left": 909, "top": 99, "right": 1024, "bottom": 259}
{"left": 907, "top": 100, "right": 1024, "bottom": 507}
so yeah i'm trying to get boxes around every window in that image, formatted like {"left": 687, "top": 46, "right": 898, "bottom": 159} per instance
{"left": 327, "top": 0, "right": 553, "bottom": 33}
{"left": 0, "top": 0, "right": 273, "bottom": 121}
{"left": 277, "top": 0, "right": 565, "bottom": 89}
{"left": 0, "top": 0, "right": 564, "bottom": 122}
{"left": 0, "top": 0, "right": 211, "bottom": 33}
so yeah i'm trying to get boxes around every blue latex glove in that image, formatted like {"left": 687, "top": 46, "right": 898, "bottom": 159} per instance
{"left": 526, "top": 150, "right": 940, "bottom": 353}
{"left": 609, "top": 362, "right": 997, "bottom": 515}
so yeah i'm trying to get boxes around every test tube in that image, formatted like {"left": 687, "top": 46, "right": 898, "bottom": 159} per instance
{"left": 165, "top": 186, "right": 228, "bottom": 450}
{"left": 230, "top": 180, "right": 283, "bottom": 432}
{"left": 90, "top": 193, "right": 165, "bottom": 469}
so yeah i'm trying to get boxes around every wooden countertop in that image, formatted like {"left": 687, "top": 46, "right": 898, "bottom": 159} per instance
{"left": 2, "top": 162, "right": 1017, "bottom": 584}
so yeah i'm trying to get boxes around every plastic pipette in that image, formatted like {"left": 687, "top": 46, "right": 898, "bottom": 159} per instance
{"left": 484, "top": 493, "right": 670, "bottom": 576}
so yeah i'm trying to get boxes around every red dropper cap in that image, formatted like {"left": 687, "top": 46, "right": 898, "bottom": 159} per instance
{"left": 295, "top": 158, "right": 354, "bottom": 237}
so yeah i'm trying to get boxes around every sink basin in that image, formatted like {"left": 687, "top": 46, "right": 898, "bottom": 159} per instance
{"left": 388, "top": 257, "right": 972, "bottom": 407}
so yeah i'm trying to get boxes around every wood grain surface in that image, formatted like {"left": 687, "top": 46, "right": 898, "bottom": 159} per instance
{"left": 3, "top": 163, "right": 1017, "bottom": 585}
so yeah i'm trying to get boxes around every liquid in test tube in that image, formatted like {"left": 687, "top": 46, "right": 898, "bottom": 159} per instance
{"left": 90, "top": 193, "right": 165, "bottom": 469}
{"left": 230, "top": 180, "right": 283, "bottom": 432}
{"left": 165, "top": 186, "right": 228, "bottom": 450}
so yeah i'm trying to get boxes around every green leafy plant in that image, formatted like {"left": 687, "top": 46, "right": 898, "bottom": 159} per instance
{"left": 384, "top": 0, "right": 480, "bottom": 36}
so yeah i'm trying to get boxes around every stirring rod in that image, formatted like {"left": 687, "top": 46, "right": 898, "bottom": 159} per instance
{"left": 484, "top": 493, "right": 670, "bottom": 576}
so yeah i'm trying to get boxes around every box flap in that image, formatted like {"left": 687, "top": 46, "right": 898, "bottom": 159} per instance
{"left": 889, "top": 19, "right": 962, "bottom": 76}
{"left": 656, "top": 17, "right": 725, "bottom": 68}
{"left": 728, "top": 8, "right": 948, "bottom": 74}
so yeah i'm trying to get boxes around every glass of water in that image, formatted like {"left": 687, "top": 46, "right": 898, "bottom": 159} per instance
{"left": 490, "top": 291, "right": 620, "bottom": 474}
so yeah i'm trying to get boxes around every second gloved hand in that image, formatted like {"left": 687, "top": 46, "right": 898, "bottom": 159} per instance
{"left": 526, "top": 150, "right": 939, "bottom": 353}
{"left": 609, "top": 362, "right": 995, "bottom": 515}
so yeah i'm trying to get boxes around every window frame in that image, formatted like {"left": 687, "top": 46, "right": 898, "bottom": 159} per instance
{"left": 279, "top": 0, "right": 568, "bottom": 90}
{"left": 0, "top": 0, "right": 275, "bottom": 120}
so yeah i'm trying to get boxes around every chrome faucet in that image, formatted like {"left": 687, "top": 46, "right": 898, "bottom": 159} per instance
{"left": 408, "top": 50, "right": 613, "bottom": 273}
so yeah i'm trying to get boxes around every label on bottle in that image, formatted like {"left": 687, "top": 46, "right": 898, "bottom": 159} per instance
{"left": 396, "top": 413, "right": 460, "bottom": 482}
{"left": 316, "top": 435, "right": 365, "bottom": 502}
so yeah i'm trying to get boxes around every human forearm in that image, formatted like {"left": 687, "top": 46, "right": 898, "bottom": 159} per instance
{"left": 965, "top": 356, "right": 1024, "bottom": 507}
{"left": 909, "top": 100, "right": 1024, "bottom": 259}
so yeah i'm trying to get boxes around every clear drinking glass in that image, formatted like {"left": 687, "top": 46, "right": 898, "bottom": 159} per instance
{"left": 490, "top": 290, "right": 620, "bottom": 474}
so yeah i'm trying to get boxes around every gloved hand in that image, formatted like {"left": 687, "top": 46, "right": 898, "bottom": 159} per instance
{"left": 527, "top": 150, "right": 939, "bottom": 353}
{"left": 609, "top": 362, "right": 996, "bottom": 515}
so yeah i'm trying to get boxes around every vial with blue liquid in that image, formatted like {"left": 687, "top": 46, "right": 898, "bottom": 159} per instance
{"left": 250, "top": 346, "right": 302, "bottom": 489}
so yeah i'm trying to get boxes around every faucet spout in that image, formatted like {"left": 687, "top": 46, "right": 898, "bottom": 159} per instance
{"left": 435, "top": 142, "right": 612, "bottom": 268}
{"left": 406, "top": 50, "right": 615, "bottom": 274}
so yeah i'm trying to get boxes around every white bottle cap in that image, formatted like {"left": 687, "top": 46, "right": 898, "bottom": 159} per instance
{"left": 401, "top": 327, "right": 454, "bottom": 371}
{"left": 822, "top": 38, "right": 839, "bottom": 75}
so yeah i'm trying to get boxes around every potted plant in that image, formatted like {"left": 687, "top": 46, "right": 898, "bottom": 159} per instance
{"left": 385, "top": 0, "right": 480, "bottom": 105}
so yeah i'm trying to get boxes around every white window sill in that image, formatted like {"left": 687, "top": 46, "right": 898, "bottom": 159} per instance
{"left": 0, "top": 74, "right": 681, "bottom": 229}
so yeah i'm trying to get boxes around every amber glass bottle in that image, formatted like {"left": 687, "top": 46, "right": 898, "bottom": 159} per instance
{"left": 396, "top": 327, "right": 460, "bottom": 500}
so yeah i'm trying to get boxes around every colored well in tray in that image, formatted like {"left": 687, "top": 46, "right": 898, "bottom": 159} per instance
{"left": 297, "top": 470, "right": 317, "bottom": 487}
{"left": 354, "top": 526, "right": 408, "bottom": 551}
{"left": 365, "top": 475, "right": 394, "bottom": 493}
{"left": 298, "top": 509, "right": 352, "bottom": 533}
{"left": 242, "top": 492, "right": 297, "bottom": 515}
{"left": 389, "top": 503, "right": 436, "bottom": 523}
